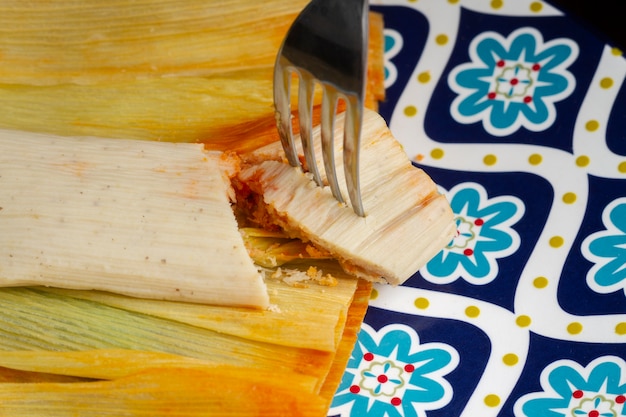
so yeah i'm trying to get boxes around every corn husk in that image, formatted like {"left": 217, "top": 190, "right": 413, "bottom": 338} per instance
{"left": 0, "top": 0, "right": 309, "bottom": 85}
{"left": 0, "top": 278, "right": 372, "bottom": 415}
{"left": 0, "top": 4, "right": 385, "bottom": 146}
{"left": 0, "top": 367, "right": 328, "bottom": 417}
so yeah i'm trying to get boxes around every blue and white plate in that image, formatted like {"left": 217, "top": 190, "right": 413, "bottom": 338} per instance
{"left": 330, "top": 1, "right": 626, "bottom": 416}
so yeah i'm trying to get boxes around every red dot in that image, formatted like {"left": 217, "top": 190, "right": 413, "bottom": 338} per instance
{"left": 463, "top": 248, "right": 474, "bottom": 256}
{"left": 350, "top": 385, "right": 360, "bottom": 394}
{"left": 391, "top": 397, "right": 402, "bottom": 406}
{"left": 363, "top": 352, "right": 374, "bottom": 361}
{"left": 488, "top": 92, "right": 496, "bottom": 99}
{"left": 573, "top": 390, "right": 584, "bottom": 398}
{"left": 616, "top": 395, "right": 626, "bottom": 404}
{"left": 404, "top": 364, "right": 415, "bottom": 373}
{"left": 532, "top": 63, "right": 541, "bottom": 71}
{"left": 589, "top": 411, "right": 599, "bottom": 417}
{"left": 474, "top": 218, "right": 484, "bottom": 226}
{"left": 510, "top": 78, "right": 519, "bottom": 85}
{"left": 524, "top": 96, "right": 532, "bottom": 103}
{"left": 497, "top": 60, "right": 505, "bottom": 67}
{"left": 377, "top": 374, "right": 388, "bottom": 383}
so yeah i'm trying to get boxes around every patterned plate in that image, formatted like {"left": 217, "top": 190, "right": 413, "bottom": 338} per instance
{"left": 329, "top": 1, "right": 626, "bottom": 416}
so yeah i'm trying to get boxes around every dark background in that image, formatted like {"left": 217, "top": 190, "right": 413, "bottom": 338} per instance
{"left": 547, "top": 0, "right": 626, "bottom": 49}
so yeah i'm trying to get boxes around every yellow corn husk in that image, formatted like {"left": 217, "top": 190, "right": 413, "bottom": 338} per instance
{"left": 0, "top": 5, "right": 385, "bottom": 146}
{"left": 0, "top": 350, "right": 226, "bottom": 381}
{"left": 0, "top": 71, "right": 277, "bottom": 144}
{"left": 0, "top": 367, "right": 328, "bottom": 417}
{"left": 42, "top": 260, "right": 359, "bottom": 352}
{"left": 0, "top": 287, "right": 335, "bottom": 384}
{"left": 0, "top": 0, "right": 309, "bottom": 85}
{"left": 0, "top": 279, "right": 371, "bottom": 413}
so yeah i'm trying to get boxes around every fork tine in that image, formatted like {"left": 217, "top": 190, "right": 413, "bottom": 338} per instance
{"left": 320, "top": 85, "right": 344, "bottom": 203}
{"left": 273, "top": 58, "right": 299, "bottom": 168}
{"left": 343, "top": 95, "right": 365, "bottom": 217}
{"left": 297, "top": 72, "right": 323, "bottom": 187}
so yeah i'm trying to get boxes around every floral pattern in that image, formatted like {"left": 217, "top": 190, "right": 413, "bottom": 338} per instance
{"left": 515, "top": 356, "right": 626, "bottom": 417}
{"left": 420, "top": 182, "right": 524, "bottom": 285}
{"left": 329, "top": 323, "right": 458, "bottom": 417}
{"left": 448, "top": 27, "right": 578, "bottom": 136}
{"left": 582, "top": 198, "right": 626, "bottom": 296}
{"left": 332, "top": 2, "right": 626, "bottom": 417}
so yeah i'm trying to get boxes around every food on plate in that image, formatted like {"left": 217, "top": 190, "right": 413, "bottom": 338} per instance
{"left": 0, "top": 1, "right": 450, "bottom": 415}
{"left": 0, "top": 108, "right": 453, "bottom": 415}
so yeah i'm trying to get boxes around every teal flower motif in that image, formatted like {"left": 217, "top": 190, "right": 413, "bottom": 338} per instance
{"left": 448, "top": 27, "right": 578, "bottom": 136}
{"left": 582, "top": 198, "right": 626, "bottom": 296}
{"left": 383, "top": 28, "right": 403, "bottom": 88}
{"left": 421, "top": 182, "right": 524, "bottom": 285}
{"left": 514, "top": 356, "right": 626, "bottom": 417}
{"left": 330, "top": 323, "right": 458, "bottom": 417}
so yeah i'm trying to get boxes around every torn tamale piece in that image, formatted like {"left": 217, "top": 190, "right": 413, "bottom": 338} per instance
{"left": 0, "top": 129, "right": 268, "bottom": 308}
{"left": 238, "top": 108, "right": 457, "bottom": 285}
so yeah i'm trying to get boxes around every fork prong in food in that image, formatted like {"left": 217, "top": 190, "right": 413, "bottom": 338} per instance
{"left": 297, "top": 71, "right": 323, "bottom": 187}
{"left": 273, "top": 58, "right": 299, "bottom": 168}
{"left": 320, "top": 85, "right": 344, "bottom": 204}
{"left": 343, "top": 95, "right": 365, "bottom": 217}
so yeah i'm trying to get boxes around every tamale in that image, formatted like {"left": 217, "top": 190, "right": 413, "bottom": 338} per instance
{"left": 0, "top": 9, "right": 385, "bottom": 145}
{"left": 0, "top": 0, "right": 309, "bottom": 85}
{"left": 0, "top": 129, "right": 268, "bottom": 308}
{"left": 238, "top": 108, "right": 457, "bottom": 285}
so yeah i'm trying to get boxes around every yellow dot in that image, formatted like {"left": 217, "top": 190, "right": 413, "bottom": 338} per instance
{"left": 370, "top": 288, "right": 378, "bottom": 300}
{"left": 533, "top": 276, "right": 548, "bottom": 289}
{"left": 611, "top": 47, "right": 623, "bottom": 56}
{"left": 600, "top": 77, "right": 614, "bottom": 89}
{"left": 549, "top": 236, "right": 564, "bottom": 248}
{"left": 618, "top": 161, "right": 626, "bottom": 173}
{"left": 562, "top": 192, "right": 577, "bottom": 204}
{"left": 529, "top": 2, "right": 543, "bottom": 12}
{"left": 616, "top": 322, "right": 626, "bottom": 335}
{"left": 465, "top": 305, "right": 480, "bottom": 318}
{"left": 414, "top": 297, "right": 430, "bottom": 309}
{"left": 528, "top": 153, "right": 543, "bottom": 165}
{"left": 435, "top": 34, "right": 449, "bottom": 45}
{"left": 417, "top": 71, "right": 431, "bottom": 83}
{"left": 483, "top": 154, "right": 497, "bottom": 166}
{"left": 585, "top": 120, "right": 600, "bottom": 132}
{"left": 431, "top": 148, "right": 444, "bottom": 159}
{"left": 567, "top": 322, "right": 583, "bottom": 335}
{"left": 448, "top": 0, "right": 460, "bottom": 4}
{"left": 576, "top": 155, "right": 590, "bottom": 167}
{"left": 502, "top": 353, "right": 519, "bottom": 366}
{"left": 484, "top": 394, "right": 501, "bottom": 407}
{"left": 516, "top": 315, "right": 531, "bottom": 327}
{"left": 404, "top": 105, "right": 418, "bottom": 117}
{"left": 490, "top": 0, "right": 503, "bottom": 9}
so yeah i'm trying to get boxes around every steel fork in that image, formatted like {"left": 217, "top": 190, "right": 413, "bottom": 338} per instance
{"left": 273, "top": 0, "right": 369, "bottom": 216}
